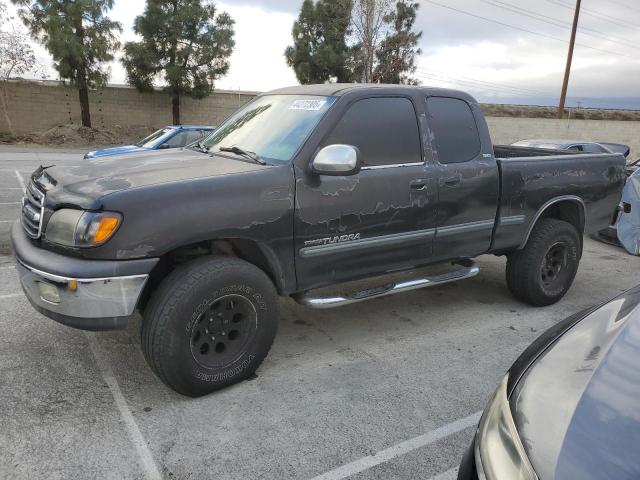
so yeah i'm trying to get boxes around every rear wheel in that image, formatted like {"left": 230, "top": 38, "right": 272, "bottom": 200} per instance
{"left": 141, "top": 256, "right": 278, "bottom": 397}
{"left": 506, "top": 218, "right": 580, "bottom": 306}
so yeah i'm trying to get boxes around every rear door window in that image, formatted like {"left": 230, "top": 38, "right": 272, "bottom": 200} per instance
{"left": 324, "top": 97, "right": 422, "bottom": 167}
{"left": 427, "top": 97, "right": 481, "bottom": 164}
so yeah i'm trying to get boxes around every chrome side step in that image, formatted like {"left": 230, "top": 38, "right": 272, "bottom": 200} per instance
{"left": 293, "top": 259, "right": 479, "bottom": 309}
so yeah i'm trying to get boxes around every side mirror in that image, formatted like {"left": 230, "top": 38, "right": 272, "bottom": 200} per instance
{"left": 157, "top": 143, "right": 172, "bottom": 150}
{"left": 312, "top": 144, "right": 361, "bottom": 176}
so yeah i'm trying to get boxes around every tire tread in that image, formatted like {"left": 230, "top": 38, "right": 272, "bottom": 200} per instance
{"left": 506, "top": 218, "right": 580, "bottom": 306}
{"left": 141, "top": 256, "right": 276, "bottom": 396}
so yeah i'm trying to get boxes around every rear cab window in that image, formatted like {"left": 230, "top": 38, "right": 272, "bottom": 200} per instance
{"left": 323, "top": 97, "right": 422, "bottom": 167}
{"left": 426, "top": 97, "right": 481, "bottom": 164}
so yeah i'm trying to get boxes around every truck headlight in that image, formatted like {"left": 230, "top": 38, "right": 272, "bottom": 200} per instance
{"left": 45, "top": 209, "right": 122, "bottom": 247}
{"left": 475, "top": 376, "right": 538, "bottom": 480}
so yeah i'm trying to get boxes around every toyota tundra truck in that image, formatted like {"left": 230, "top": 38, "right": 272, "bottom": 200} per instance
{"left": 11, "top": 84, "right": 626, "bottom": 396}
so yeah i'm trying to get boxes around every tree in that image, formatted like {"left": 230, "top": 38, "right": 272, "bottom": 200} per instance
{"left": 286, "top": 0, "right": 422, "bottom": 85}
{"left": 285, "top": 0, "right": 353, "bottom": 84}
{"left": 12, "top": 0, "right": 121, "bottom": 128}
{"left": 122, "top": 0, "right": 235, "bottom": 125}
{"left": 0, "top": 27, "right": 39, "bottom": 135}
{"left": 350, "top": 0, "right": 393, "bottom": 83}
{"left": 373, "top": 1, "right": 421, "bottom": 84}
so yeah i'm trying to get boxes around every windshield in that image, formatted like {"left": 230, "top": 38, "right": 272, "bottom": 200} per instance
{"left": 202, "top": 94, "right": 335, "bottom": 163}
{"left": 136, "top": 128, "right": 175, "bottom": 148}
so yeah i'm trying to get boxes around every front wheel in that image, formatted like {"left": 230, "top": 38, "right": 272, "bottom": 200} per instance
{"left": 506, "top": 218, "right": 581, "bottom": 306}
{"left": 141, "top": 256, "right": 278, "bottom": 397}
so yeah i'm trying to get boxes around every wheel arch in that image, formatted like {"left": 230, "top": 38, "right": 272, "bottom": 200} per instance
{"left": 138, "top": 238, "right": 286, "bottom": 312}
{"left": 519, "top": 196, "right": 586, "bottom": 250}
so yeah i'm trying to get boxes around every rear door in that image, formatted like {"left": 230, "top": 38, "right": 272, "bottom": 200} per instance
{"left": 294, "top": 95, "right": 439, "bottom": 291}
{"left": 425, "top": 96, "right": 500, "bottom": 261}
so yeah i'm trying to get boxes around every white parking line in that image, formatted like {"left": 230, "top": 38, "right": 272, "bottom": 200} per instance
{"left": 0, "top": 265, "right": 15, "bottom": 270}
{"left": 428, "top": 467, "right": 459, "bottom": 480}
{"left": 14, "top": 170, "right": 25, "bottom": 191}
{"left": 0, "top": 202, "right": 20, "bottom": 205}
{"left": 0, "top": 187, "right": 22, "bottom": 190}
{"left": 84, "top": 332, "right": 163, "bottom": 480}
{"left": 0, "top": 293, "right": 22, "bottom": 299}
{"left": 309, "top": 411, "right": 481, "bottom": 480}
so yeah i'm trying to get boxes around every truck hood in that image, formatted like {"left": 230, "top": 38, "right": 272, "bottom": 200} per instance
{"left": 510, "top": 286, "right": 640, "bottom": 480}
{"left": 37, "top": 148, "right": 267, "bottom": 208}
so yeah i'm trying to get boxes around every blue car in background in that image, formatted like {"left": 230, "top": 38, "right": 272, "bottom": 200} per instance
{"left": 84, "top": 125, "right": 215, "bottom": 159}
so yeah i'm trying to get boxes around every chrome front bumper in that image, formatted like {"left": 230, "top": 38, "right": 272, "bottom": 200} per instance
{"left": 16, "top": 260, "right": 149, "bottom": 330}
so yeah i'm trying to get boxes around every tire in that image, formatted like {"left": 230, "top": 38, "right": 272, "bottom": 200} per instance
{"left": 141, "top": 256, "right": 278, "bottom": 397}
{"left": 506, "top": 218, "right": 581, "bottom": 306}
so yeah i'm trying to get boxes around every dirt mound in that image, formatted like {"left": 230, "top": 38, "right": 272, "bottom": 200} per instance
{"left": 35, "top": 124, "right": 117, "bottom": 146}
{"left": 25, "top": 124, "right": 155, "bottom": 148}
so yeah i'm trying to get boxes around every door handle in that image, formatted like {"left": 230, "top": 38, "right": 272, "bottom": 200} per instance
{"left": 410, "top": 179, "right": 427, "bottom": 190}
{"left": 439, "top": 175, "right": 462, "bottom": 187}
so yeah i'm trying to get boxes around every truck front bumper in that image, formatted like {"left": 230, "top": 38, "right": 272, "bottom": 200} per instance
{"left": 11, "top": 221, "right": 158, "bottom": 331}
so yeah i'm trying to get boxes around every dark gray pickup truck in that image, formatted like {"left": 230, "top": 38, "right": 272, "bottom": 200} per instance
{"left": 11, "top": 84, "right": 626, "bottom": 396}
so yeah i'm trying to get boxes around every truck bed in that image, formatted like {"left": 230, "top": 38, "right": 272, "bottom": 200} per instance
{"left": 491, "top": 149, "right": 626, "bottom": 252}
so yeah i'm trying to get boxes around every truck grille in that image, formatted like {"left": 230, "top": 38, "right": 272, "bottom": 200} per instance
{"left": 21, "top": 181, "right": 45, "bottom": 239}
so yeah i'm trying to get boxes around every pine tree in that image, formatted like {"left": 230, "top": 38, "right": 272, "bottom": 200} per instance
{"left": 12, "top": 0, "right": 121, "bottom": 127}
{"left": 285, "top": 0, "right": 354, "bottom": 84}
{"left": 122, "top": 0, "right": 235, "bottom": 125}
{"left": 373, "top": 1, "right": 422, "bottom": 84}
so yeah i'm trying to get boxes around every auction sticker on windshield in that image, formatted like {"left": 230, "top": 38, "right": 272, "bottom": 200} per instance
{"left": 289, "top": 99, "right": 327, "bottom": 111}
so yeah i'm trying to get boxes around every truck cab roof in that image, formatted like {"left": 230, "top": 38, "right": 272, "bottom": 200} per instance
{"left": 265, "top": 83, "right": 478, "bottom": 103}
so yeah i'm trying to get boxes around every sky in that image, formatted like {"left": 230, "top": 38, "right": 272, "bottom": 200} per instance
{"left": 5, "top": 0, "right": 640, "bottom": 109}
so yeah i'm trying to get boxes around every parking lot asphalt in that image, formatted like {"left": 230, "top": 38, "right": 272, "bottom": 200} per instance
{"left": 1, "top": 146, "right": 639, "bottom": 479}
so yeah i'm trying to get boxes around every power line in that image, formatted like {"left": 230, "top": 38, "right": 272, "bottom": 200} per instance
{"left": 422, "top": 0, "right": 631, "bottom": 58}
{"left": 552, "top": 0, "right": 640, "bottom": 26}
{"left": 415, "top": 71, "right": 559, "bottom": 99}
{"left": 416, "top": 68, "right": 554, "bottom": 97}
{"left": 607, "top": 0, "right": 640, "bottom": 14}
{"left": 416, "top": 71, "right": 640, "bottom": 109}
{"left": 478, "top": 0, "right": 636, "bottom": 48}
{"left": 416, "top": 73, "right": 520, "bottom": 96}
{"left": 547, "top": 0, "right": 640, "bottom": 29}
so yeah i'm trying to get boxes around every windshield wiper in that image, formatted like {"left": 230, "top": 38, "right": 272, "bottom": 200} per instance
{"left": 218, "top": 146, "right": 266, "bottom": 165}
{"left": 189, "top": 141, "right": 209, "bottom": 154}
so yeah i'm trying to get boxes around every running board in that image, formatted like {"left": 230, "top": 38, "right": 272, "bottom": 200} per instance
{"left": 293, "top": 259, "right": 479, "bottom": 309}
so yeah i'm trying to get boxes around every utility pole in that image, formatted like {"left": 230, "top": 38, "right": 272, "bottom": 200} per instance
{"left": 558, "top": 0, "right": 581, "bottom": 118}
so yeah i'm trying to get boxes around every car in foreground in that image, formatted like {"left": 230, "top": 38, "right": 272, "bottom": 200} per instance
{"left": 12, "top": 84, "right": 626, "bottom": 396}
{"left": 83, "top": 125, "right": 215, "bottom": 159}
{"left": 458, "top": 284, "right": 640, "bottom": 480}
{"left": 511, "top": 138, "right": 630, "bottom": 157}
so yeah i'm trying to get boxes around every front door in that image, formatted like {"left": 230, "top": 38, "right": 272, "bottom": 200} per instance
{"left": 294, "top": 95, "right": 439, "bottom": 291}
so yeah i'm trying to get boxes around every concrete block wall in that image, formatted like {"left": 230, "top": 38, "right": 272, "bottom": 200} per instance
{"left": 0, "top": 80, "right": 257, "bottom": 134}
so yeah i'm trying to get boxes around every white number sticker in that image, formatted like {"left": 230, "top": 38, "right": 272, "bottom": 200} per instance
{"left": 289, "top": 99, "right": 327, "bottom": 111}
